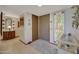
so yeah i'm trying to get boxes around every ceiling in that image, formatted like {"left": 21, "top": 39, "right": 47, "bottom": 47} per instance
{"left": 0, "top": 5, "right": 72, "bottom": 16}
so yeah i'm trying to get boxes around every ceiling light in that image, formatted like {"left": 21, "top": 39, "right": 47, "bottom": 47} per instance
{"left": 38, "top": 5, "right": 42, "bottom": 7}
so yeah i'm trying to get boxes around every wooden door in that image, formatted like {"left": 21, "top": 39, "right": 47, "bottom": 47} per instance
{"left": 32, "top": 15, "right": 38, "bottom": 41}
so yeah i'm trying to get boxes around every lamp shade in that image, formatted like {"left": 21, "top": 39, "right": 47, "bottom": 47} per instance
{"left": 7, "top": 25, "right": 11, "bottom": 29}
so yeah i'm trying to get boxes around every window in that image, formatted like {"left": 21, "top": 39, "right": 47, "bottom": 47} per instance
{"left": 54, "top": 12, "right": 64, "bottom": 42}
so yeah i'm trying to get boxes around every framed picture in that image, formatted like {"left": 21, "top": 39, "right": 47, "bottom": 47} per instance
{"left": 20, "top": 17, "right": 24, "bottom": 26}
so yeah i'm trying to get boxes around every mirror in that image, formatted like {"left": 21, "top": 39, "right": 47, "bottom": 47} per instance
{"left": 5, "top": 17, "right": 12, "bottom": 31}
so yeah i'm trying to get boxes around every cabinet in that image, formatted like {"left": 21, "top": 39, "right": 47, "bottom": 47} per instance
{"left": 3, "top": 31, "right": 15, "bottom": 40}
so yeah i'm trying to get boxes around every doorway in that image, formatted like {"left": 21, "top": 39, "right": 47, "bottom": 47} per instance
{"left": 38, "top": 14, "right": 50, "bottom": 41}
{"left": 32, "top": 15, "right": 38, "bottom": 41}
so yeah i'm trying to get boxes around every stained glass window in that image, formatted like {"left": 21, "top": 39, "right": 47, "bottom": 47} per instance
{"left": 54, "top": 12, "right": 64, "bottom": 42}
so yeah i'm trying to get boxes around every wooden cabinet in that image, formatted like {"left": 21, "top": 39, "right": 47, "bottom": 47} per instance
{"left": 3, "top": 31, "right": 15, "bottom": 40}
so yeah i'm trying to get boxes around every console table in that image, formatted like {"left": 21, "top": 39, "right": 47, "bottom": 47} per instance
{"left": 3, "top": 31, "right": 15, "bottom": 40}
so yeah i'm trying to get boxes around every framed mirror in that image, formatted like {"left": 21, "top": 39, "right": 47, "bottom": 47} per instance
{"left": 5, "top": 16, "right": 12, "bottom": 31}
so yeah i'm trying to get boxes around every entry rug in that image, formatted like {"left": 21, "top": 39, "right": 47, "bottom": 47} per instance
{"left": 30, "top": 39, "right": 70, "bottom": 54}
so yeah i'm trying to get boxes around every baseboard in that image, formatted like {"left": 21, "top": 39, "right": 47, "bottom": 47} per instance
{"left": 19, "top": 40, "right": 32, "bottom": 45}
{"left": 49, "top": 42, "right": 57, "bottom": 45}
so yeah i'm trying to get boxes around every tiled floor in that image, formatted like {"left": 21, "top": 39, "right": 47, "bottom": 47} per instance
{"left": 0, "top": 38, "right": 40, "bottom": 54}
{"left": 0, "top": 38, "right": 70, "bottom": 54}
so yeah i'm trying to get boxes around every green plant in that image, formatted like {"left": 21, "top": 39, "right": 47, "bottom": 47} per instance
{"left": 72, "top": 6, "right": 79, "bottom": 29}
{"left": 72, "top": 20, "right": 79, "bottom": 29}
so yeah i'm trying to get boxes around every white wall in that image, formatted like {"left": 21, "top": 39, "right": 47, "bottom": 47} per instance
{"left": 64, "top": 7, "right": 79, "bottom": 41}
{"left": 20, "top": 13, "right": 32, "bottom": 44}
{"left": 64, "top": 8, "right": 74, "bottom": 34}
{"left": 50, "top": 13, "right": 55, "bottom": 43}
